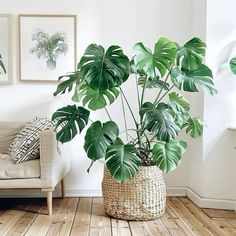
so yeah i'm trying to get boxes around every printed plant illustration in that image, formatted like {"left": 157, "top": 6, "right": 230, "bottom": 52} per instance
{"left": 30, "top": 28, "right": 68, "bottom": 70}
{"left": 0, "top": 54, "right": 6, "bottom": 74}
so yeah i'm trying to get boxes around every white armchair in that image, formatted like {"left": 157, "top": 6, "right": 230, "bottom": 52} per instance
{"left": 0, "top": 122, "right": 70, "bottom": 215}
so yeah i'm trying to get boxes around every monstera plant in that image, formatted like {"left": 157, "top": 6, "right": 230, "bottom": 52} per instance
{"left": 52, "top": 37, "right": 217, "bottom": 183}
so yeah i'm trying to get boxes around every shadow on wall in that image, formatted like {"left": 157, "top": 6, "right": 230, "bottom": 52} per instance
{"left": 203, "top": 129, "right": 236, "bottom": 200}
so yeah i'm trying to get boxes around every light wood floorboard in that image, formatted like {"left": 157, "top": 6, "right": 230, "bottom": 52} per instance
{"left": 0, "top": 197, "right": 235, "bottom": 236}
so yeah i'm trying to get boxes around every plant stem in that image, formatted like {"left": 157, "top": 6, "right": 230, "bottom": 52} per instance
{"left": 140, "top": 76, "right": 147, "bottom": 107}
{"left": 153, "top": 73, "right": 170, "bottom": 105}
{"left": 119, "top": 88, "right": 138, "bottom": 126}
{"left": 104, "top": 107, "right": 112, "bottom": 121}
{"left": 135, "top": 75, "right": 141, "bottom": 109}
{"left": 120, "top": 88, "right": 141, "bottom": 146}
{"left": 156, "top": 85, "right": 175, "bottom": 104}
{"left": 153, "top": 66, "right": 173, "bottom": 105}
{"left": 120, "top": 91, "right": 128, "bottom": 141}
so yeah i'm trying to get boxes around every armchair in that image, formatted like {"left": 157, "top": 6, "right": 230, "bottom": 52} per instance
{"left": 0, "top": 122, "right": 70, "bottom": 215}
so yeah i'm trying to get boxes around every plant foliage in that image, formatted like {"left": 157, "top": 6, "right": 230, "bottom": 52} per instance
{"left": 52, "top": 37, "right": 216, "bottom": 182}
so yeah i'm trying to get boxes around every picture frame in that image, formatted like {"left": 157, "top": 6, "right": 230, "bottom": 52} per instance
{"left": 0, "top": 14, "right": 13, "bottom": 84}
{"left": 19, "top": 14, "right": 77, "bottom": 82}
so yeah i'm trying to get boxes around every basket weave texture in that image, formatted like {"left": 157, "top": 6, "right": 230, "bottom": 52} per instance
{"left": 102, "top": 166, "right": 166, "bottom": 220}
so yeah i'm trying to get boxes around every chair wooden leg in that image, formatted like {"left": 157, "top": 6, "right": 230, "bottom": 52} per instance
{"left": 61, "top": 179, "right": 65, "bottom": 199}
{"left": 46, "top": 191, "right": 52, "bottom": 216}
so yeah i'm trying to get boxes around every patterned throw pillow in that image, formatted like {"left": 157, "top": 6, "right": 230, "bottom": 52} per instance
{"left": 9, "top": 118, "right": 53, "bottom": 164}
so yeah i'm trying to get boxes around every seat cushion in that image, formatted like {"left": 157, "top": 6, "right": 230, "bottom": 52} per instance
{"left": 0, "top": 158, "right": 40, "bottom": 179}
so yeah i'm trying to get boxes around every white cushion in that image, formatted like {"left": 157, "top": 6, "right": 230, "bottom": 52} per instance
{"left": 0, "top": 158, "right": 40, "bottom": 179}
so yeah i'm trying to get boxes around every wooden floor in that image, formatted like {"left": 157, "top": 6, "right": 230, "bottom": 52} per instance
{"left": 0, "top": 197, "right": 235, "bottom": 236}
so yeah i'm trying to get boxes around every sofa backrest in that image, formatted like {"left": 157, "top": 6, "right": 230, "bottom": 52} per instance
{"left": 0, "top": 122, "right": 26, "bottom": 154}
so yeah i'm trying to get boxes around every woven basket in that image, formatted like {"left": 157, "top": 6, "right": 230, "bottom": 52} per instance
{"left": 102, "top": 166, "right": 166, "bottom": 220}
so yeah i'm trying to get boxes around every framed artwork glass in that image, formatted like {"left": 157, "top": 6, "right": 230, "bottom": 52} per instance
{"left": 19, "top": 14, "right": 77, "bottom": 82}
{"left": 0, "top": 14, "right": 13, "bottom": 84}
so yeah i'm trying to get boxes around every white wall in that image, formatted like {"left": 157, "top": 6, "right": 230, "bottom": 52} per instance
{"left": 0, "top": 0, "right": 206, "bottom": 196}
{"left": 202, "top": 0, "right": 236, "bottom": 201}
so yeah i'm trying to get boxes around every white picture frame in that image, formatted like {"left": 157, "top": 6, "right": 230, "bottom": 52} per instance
{"left": 19, "top": 14, "right": 77, "bottom": 82}
{"left": 0, "top": 14, "right": 13, "bottom": 84}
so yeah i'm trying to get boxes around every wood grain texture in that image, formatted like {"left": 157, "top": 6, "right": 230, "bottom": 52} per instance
{"left": 0, "top": 197, "right": 235, "bottom": 236}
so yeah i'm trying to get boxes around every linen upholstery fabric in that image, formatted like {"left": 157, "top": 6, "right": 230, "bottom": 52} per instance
{"left": 0, "top": 122, "right": 25, "bottom": 154}
{"left": 0, "top": 122, "right": 70, "bottom": 190}
{"left": 0, "top": 158, "right": 40, "bottom": 179}
{"left": 9, "top": 118, "right": 52, "bottom": 164}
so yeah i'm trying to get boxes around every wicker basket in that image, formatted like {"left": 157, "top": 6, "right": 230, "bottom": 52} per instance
{"left": 102, "top": 165, "right": 166, "bottom": 220}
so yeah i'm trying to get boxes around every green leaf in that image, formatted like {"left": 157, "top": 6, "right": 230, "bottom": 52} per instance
{"left": 84, "top": 121, "right": 119, "bottom": 161}
{"left": 138, "top": 76, "right": 169, "bottom": 90}
{"left": 82, "top": 87, "right": 119, "bottom": 110}
{"left": 80, "top": 44, "right": 130, "bottom": 91}
{"left": 171, "top": 64, "right": 217, "bottom": 95}
{"left": 53, "top": 72, "right": 80, "bottom": 96}
{"left": 183, "top": 117, "right": 204, "bottom": 138}
{"left": 152, "top": 140, "right": 187, "bottom": 173}
{"left": 140, "top": 102, "right": 180, "bottom": 141}
{"left": 105, "top": 139, "right": 141, "bottom": 183}
{"left": 133, "top": 38, "right": 177, "bottom": 78}
{"left": 52, "top": 105, "right": 90, "bottom": 143}
{"left": 230, "top": 57, "right": 236, "bottom": 75}
{"left": 169, "top": 92, "right": 190, "bottom": 113}
{"left": 133, "top": 43, "right": 156, "bottom": 78}
{"left": 177, "top": 37, "right": 206, "bottom": 70}
{"left": 168, "top": 92, "right": 190, "bottom": 127}
{"left": 153, "top": 37, "right": 177, "bottom": 76}
{"left": 71, "top": 83, "right": 87, "bottom": 102}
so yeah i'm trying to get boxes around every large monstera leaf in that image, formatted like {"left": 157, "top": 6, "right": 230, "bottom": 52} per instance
{"left": 80, "top": 44, "right": 130, "bottom": 91}
{"left": 171, "top": 64, "right": 217, "bottom": 95}
{"left": 177, "top": 37, "right": 206, "bottom": 70}
{"left": 168, "top": 92, "right": 190, "bottom": 127}
{"left": 52, "top": 105, "right": 90, "bottom": 143}
{"left": 53, "top": 72, "right": 81, "bottom": 96}
{"left": 82, "top": 87, "right": 119, "bottom": 110}
{"left": 133, "top": 38, "right": 177, "bottom": 78}
{"left": 84, "top": 121, "right": 119, "bottom": 161}
{"left": 140, "top": 102, "right": 180, "bottom": 141}
{"left": 183, "top": 117, "right": 204, "bottom": 138}
{"left": 152, "top": 140, "right": 187, "bottom": 173}
{"left": 105, "top": 139, "right": 141, "bottom": 183}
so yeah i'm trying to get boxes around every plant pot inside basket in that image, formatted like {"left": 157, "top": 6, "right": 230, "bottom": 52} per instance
{"left": 102, "top": 165, "right": 166, "bottom": 221}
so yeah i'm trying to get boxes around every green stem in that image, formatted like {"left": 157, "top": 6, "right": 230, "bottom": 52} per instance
{"left": 120, "top": 88, "right": 141, "bottom": 146}
{"left": 153, "top": 66, "right": 173, "bottom": 105}
{"left": 140, "top": 77, "right": 147, "bottom": 107}
{"left": 104, "top": 107, "right": 112, "bottom": 121}
{"left": 120, "top": 88, "right": 138, "bottom": 126}
{"left": 156, "top": 85, "right": 175, "bottom": 104}
{"left": 153, "top": 74, "right": 170, "bottom": 105}
{"left": 120, "top": 91, "right": 128, "bottom": 141}
{"left": 135, "top": 75, "right": 141, "bottom": 109}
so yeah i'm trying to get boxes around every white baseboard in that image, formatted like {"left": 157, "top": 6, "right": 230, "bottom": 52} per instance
{"left": 66, "top": 187, "right": 102, "bottom": 197}
{"left": 0, "top": 186, "right": 235, "bottom": 211}
{"left": 166, "top": 187, "right": 187, "bottom": 196}
{"left": 186, "top": 188, "right": 236, "bottom": 211}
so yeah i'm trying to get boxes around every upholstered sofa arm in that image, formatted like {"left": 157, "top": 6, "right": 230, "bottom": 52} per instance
{"left": 39, "top": 129, "right": 70, "bottom": 188}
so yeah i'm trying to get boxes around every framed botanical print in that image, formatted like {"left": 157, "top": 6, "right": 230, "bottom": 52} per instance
{"left": 0, "top": 14, "right": 13, "bottom": 84}
{"left": 19, "top": 14, "right": 77, "bottom": 82}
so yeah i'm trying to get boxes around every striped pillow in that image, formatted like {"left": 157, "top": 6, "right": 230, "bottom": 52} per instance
{"left": 9, "top": 118, "right": 53, "bottom": 164}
